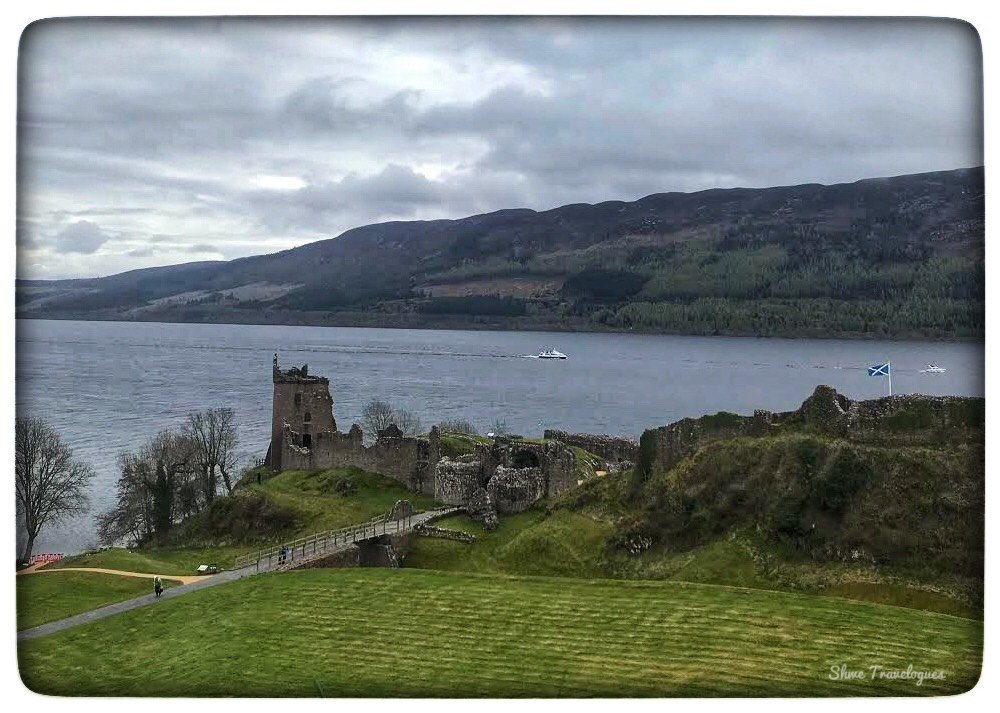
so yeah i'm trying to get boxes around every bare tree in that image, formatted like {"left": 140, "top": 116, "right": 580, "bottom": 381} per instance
{"left": 15, "top": 417, "right": 94, "bottom": 562}
{"left": 395, "top": 409, "right": 424, "bottom": 437}
{"left": 96, "top": 451, "right": 155, "bottom": 547}
{"left": 96, "top": 429, "right": 195, "bottom": 547}
{"left": 183, "top": 408, "right": 239, "bottom": 501}
{"left": 361, "top": 399, "right": 426, "bottom": 440}
{"left": 488, "top": 418, "right": 511, "bottom": 437}
{"left": 146, "top": 430, "right": 196, "bottom": 543}
{"left": 437, "top": 418, "right": 478, "bottom": 435}
{"left": 361, "top": 399, "right": 396, "bottom": 439}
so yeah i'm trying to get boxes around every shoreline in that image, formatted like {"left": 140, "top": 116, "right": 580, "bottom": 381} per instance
{"left": 14, "top": 313, "right": 985, "bottom": 345}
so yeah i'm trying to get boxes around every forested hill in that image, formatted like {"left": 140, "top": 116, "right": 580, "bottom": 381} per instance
{"left": 17, "top": 167, "right": 984, "bottom": 339}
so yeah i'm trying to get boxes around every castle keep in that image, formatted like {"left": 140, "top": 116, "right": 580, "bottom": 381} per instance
{"left": 266, "top": 355, "right": 336, "bottom": 470}
{"left": 265, "top": 355, "right": 589, "bottom": 526}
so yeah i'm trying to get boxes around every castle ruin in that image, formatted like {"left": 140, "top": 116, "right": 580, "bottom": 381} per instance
{"left": 264, "top": 355, "right": 589, "bottom": 523}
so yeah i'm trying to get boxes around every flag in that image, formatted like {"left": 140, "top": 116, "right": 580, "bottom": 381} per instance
{"left": 867, "top": 363, "right": 890, "bottom": 377}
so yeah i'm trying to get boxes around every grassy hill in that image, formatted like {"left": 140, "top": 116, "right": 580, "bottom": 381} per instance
{"left": 403, "top": 391, "right": 985, "bottom": 619}
{"left": 17, "top": 568, "right": 982, "bottom": 697}
{"left": 17, "top": 167, "right": 983, "bottom": 339}
{"left": 48, "top": 467, "right": 434, "bottom": 576}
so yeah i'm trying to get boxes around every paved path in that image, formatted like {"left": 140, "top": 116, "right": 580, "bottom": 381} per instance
{"left": 17, "top": 566, "right": 201, "bottom": 585}
{"left": 17, "top": 506, "right": 460, "bottom": 643}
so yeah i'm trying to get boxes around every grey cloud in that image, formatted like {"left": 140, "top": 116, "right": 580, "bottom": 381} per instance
{"left": 51, "top": 221, "right": 110, "bottom": 254}
{"left": 282, "top": 78, "right": 419, "bottom": 132}
{"left": 184, "top": 243, "right": 219, "bottom": 253}
{"left": 16, "top": 17, "right": 983, "bottom": 279}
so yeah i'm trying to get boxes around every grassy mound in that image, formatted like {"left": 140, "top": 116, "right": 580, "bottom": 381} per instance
{"left": 621, "top": 434, "right": 983, "bottom": 578}
{"left": 406, "top": 510, "right": 610, "bottom": 578}
{"left": 240, "top": 467, "right": 438, "bottom": 533}
{"left": 16, "top": 572, "right": 175, "bottom": 631}
{"left": 18, "top": 568, "right": 981, "bottom": 697}
{"left": 53, "top": 467, "right": 440, "bottom": 576}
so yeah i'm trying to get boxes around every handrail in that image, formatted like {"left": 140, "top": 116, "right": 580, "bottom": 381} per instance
{"left": 231, "top": 508, "right": 427, "bottom": 571}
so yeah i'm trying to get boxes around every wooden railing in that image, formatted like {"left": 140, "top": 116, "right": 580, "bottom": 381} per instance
{"left": 232, "top": 510, "right": 415, "bottom": 571}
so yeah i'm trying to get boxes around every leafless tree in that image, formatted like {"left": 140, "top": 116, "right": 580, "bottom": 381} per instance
{"left": 15, "top": 417, "right": 94, "bottom": 562}
{"left": 437, "top": 418, "right": 478, "bottom": 435}
{"left": 395, "top": 409, "right": 424, "bottom": 437}
{"left": 361, "top": 399, "right": 426, "bottom": 440}
{"left": 489, "top": 418, "right": 512, "bottom": 437}
{"left": 96, "top": 429, "right": 196, "bottom": 547}
{"left": 96, "top": 450, "right": 155, "bottom": 547}
{"left": 361, "top": 399, "right": 396, "bottom": 439}
{"left": 183, "top": 408, "right": 239, "bottom": 501}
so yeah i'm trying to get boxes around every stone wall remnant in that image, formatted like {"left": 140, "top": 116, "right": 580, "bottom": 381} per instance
{"left": 487, "top": 466, "right": 546, "bottom": 514}
{"left": 543, "top": 429, "right": 639, "bottom": 464}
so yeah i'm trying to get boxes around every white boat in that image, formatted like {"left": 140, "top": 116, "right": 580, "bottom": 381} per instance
{"left": 535, "top": 348, "right": 567, "bottom": 359}
{"left": 920, "top": 363, "right": 947, "bottom": 374}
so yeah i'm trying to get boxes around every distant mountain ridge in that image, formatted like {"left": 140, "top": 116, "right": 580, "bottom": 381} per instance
{"left": 17, "top": 167, "right": 984, "bottom": 339}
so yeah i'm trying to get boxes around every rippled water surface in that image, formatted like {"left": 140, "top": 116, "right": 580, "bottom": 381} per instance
{"left": 16, "top": 319, "right": 983, "bottom": 554}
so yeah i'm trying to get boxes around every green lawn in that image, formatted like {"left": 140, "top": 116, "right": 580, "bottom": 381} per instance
{"left": 18, "top": 568, "right": 981, "bottom": 697}
{"left": 17, "top": 572, "right": 176, "bottom": 631}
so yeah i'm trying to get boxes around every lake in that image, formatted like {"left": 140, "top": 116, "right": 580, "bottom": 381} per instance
{"left": 15, "top": 319, "right": 984, "bottom": 555}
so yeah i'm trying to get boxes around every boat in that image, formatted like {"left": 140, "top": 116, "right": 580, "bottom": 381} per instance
{"left": 535, "top": 348, "right": 567, "bottom": 360}
{"left": 920, "top": 363, "right": 947, "bottom": 374}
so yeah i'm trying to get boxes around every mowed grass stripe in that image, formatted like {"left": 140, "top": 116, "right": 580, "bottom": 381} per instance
{"left": 18, "top": 568, "right": 981, "bottom": 697}
{"left": 145, "top": 572, "right": 972, "bottom": 696}
{"left": 232, "top": 575, "right": 980, "bottom": 679}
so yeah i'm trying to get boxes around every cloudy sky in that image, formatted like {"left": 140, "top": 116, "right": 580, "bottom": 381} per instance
{"left": 17, "top": 17, "right": 982, "bottom": 280}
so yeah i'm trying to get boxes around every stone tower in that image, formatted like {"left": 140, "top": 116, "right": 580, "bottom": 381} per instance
{"left": 266, "top": 353, "right": 337, "bottom": 470}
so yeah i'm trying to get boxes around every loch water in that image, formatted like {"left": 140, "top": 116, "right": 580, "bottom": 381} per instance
{"left": 16, "top": 318, "right": 984, "bottom": 555}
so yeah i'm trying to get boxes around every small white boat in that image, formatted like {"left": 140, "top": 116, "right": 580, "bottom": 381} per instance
{"left": 535, "top": 348, "right": 567, "bottom": 359}
{"left": 920, "top": 363, "right": 947, "bottom": 374}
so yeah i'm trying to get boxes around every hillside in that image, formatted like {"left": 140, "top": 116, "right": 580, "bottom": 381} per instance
{"left": 17, "top": 167, "right": 984, "bottom": 339}
{"left": 405, "top": 387, "right": 985, "bottom": 617}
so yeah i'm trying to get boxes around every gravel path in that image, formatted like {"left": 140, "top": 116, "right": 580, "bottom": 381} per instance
{"left": 18, "top": 566, "right": 201, "bottom": 585}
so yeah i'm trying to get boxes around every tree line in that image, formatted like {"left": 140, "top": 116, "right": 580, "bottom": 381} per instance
{"left": 96, "top": 408, "right": 239, "bottom": 547}
{"left": 15, "top": 407, "right": 241, "bottom": 562}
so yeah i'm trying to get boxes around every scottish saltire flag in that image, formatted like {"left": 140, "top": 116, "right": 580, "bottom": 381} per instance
{"left": 867, "top": 362, "right": 890, "bottom": 377}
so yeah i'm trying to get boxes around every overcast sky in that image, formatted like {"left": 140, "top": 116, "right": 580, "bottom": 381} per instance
{"left": 17, "top": 17, "right": 982, "bottom": 280}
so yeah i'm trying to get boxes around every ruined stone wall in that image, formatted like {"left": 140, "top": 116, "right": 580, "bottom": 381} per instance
{"left": 434, "top": 457, "right": 485, "bottom": 505}
{"left": 265, "top": 356, "right": 598, "bottom": 510}
{"left": 641, "top": 385, "right": 985, "bottom": 476}
{"left": 487, "top": 466, "right": 546, "bottom": 514}
{"left": 279, "top": 423, "right": 439, "bottom": 494}
{"left": 543, "top": 429, "right": 639, "bottom": 464}
{"left": 542, "top": 441, "right": 578, "bottom": 497}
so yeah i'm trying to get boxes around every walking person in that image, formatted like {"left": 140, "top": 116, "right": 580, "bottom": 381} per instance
{"left": 153, "top": 576, "right": 163, "bottom": 598}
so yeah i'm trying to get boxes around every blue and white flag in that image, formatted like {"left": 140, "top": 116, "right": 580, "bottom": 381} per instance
{"left": 867, "top": 362, "right": 890, "bottom": 377}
